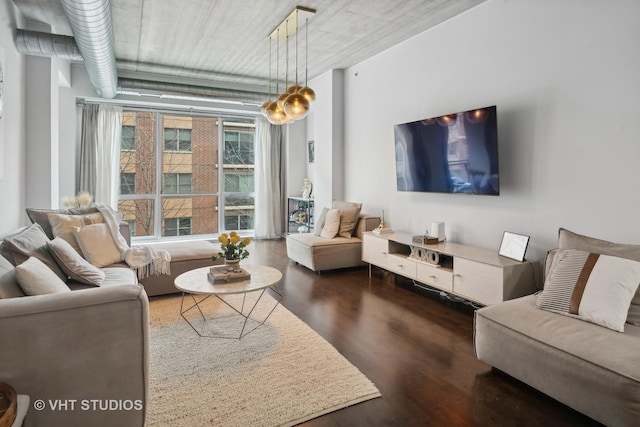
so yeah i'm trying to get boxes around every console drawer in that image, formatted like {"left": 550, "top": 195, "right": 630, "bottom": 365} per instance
{"left": 416, "top": 263, "right": 453, "bottom": 292}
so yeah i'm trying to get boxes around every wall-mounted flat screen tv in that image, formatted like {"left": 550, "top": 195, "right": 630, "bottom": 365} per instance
{"left": 394, "top": 105, "right": 499, "bottom": 195}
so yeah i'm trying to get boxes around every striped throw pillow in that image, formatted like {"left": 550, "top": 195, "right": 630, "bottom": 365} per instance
{"left": 536, "top": 249, "right": 640, "bottom": 332}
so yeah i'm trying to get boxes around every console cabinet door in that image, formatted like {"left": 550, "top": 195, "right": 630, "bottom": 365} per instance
{"left": 362, "top": 234, "right": 389, "bottom": 266}
{"left": 453, "top": 258, "right": 503, "bottom": 305}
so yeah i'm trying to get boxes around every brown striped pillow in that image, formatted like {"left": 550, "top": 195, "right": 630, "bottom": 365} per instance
{"left": 536, "top": 249, "right": 640, "bottom": 332}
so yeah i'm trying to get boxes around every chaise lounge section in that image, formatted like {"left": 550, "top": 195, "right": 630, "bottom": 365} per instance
{"left": 287, "top": 215, "right": 380, "bottom": 272}
{"left": 474, "top": 228, "right": 640, "bottom": 427}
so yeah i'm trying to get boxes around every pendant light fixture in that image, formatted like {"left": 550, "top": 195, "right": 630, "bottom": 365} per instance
{"left": 265, "top": 28, "right": 287, "bottom": 125}
{"left": 298, "top": 16, "right": 316, "bottom": 103}
{"left": 262, "top": 6, "right": 315, "bottom": 125}
{"left": 284, "top": 9, "right": 310, "bottom": 120}
{"left": 261, "top": 37, "right": 274, "bottom": 116}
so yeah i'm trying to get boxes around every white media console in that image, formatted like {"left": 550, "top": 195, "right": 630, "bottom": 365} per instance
{"left": 362, "top": 231, "right": 538, "bottom": 306}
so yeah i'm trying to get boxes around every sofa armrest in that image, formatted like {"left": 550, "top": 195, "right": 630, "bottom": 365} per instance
{"left": 355, "top": 216, "right": 381, "bottom": 239}
{"left": 0, "top": 285, "right": 149, "bottom": 427}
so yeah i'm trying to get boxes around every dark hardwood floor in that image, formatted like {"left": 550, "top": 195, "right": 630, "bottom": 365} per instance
{"left": 246, "top": 239, "right": 602, "bottom": 426}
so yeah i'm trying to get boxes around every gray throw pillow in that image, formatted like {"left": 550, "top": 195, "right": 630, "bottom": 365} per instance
{"left": 47, "top": 237, "right": 106, "bottom": 286}
{"left": 15, "top": 257, "right": 71, "bottom": 296}
{"left": 2, "top": 223, "right": 67, "bottom": 281}
{"left": 0, "top": 255, "right": 24, "bottom": 298}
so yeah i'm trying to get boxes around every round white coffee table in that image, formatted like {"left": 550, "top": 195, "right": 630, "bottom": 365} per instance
{"left": 175, "top": 264, "right": 283, "bottom": 339}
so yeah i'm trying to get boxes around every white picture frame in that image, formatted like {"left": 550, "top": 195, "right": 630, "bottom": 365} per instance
{"left": 498, "top": 231, "right": 530, "bottom": 262}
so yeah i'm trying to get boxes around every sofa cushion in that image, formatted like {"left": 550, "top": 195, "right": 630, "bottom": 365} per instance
{"left": 558, "top": 228, "right": 640, "bottom": 325}
{"left": 140, "top": 240, "right": 221, "bottom": 262}
{"left": 536, "top": 249, "right": 640, "bottom": 332}
{"left": 1, "top": 223, "right": 67, "bottom": 281}
{"left": 48, "top": 212, "right": 105, "bottom": 255}
{"left": 320, "top": 208, "right": 340, "bottom": 239}
{"left": 332, "top": 201, "right": 362, "bottom": 238}
{"left": 15, "top": 257, "right": 71, "bottom": 295}
{"left": 67, "top": 267, "right": 138, "bottom": 291}
{"left": 0, "top": 255, "right": 24, "bottom": 298}
{"left": 26, "top": 206, "right": 100, "bottom": 239}
{"left": 73, "top": 223, "right": 123, "bottom": 267}
{"left": 47, "top": 237, "right": 106, "bottom": 286}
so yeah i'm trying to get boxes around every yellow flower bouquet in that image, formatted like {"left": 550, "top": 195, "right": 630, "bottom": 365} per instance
{"left": 213, "top": 231, "right": 251, "bottom": 261}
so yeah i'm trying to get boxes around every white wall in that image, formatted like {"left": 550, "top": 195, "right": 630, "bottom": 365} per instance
{"left": 306, "top": 69, "right": 345, "bottom": 211}
{"left": 333, "top": 0, "right": 640, "bottom": 263}
{"left": 0, "top": 2, "right": 26, "bottom": 233}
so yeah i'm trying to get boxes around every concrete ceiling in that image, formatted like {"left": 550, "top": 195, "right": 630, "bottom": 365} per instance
{"left": 13, "top": 0, "right": 486, "bottom": 91}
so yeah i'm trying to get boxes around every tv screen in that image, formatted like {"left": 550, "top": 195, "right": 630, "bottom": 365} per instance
{"left": 394, "top": 105, "right": 499, "bottom": 195}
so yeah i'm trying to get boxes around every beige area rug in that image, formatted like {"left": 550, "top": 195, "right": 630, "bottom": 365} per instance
{"left": 146, "top": 292, "right": 381, "bottom": 426}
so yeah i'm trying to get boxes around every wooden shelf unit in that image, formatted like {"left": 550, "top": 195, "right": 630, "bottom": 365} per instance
{"left": 362, "top": 231, "right": 537, "bottom": 306}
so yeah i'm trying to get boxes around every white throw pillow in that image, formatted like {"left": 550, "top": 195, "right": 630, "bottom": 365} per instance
{"left": 72, "top": 223, "right": 123, "bottom": 268}
{"left": 48, "top": 212, "right": 104, "bottom": 255}
{"left": 15, "top": 257, "right": 71, "bottom": 295}
{"left": 47, "top": 237, "right": 106, "bottom": 286}
{"left": 320, "top": 209, "right": 341, "bottom": 239}
{"left": 536, "top": 249, "right": 640, "bottom": 332}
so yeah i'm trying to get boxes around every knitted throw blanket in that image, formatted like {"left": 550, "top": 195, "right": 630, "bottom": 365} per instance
{"left": 97, "top": 204, "right": 171, "bottom": 279}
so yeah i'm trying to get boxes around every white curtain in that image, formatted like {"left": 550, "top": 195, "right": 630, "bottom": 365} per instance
{"left": 95, "top": 106, "right": 122, "bottom": 208}
{"left": 254, "top": 118, "right": 285, "bottom": 239}
{"left": 78, "top": 104, "right": 122, "bottom": 209}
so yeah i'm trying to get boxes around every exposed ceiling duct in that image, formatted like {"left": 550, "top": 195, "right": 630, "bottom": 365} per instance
{"left": 60, "top": 0, "right": 117, "bottom": 98}
{"left": 117, "top": 78, "right": 267, "bottom": 106}
{"left": 16, "top": 29, "right": 83, "bottom": 61}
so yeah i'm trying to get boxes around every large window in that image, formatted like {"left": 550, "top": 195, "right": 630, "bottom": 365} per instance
{"left": 118, "top": 112, "right": 255, "bottom": 240}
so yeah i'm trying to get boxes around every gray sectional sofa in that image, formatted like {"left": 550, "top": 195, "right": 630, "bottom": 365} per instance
{"left": 475, "top": 228, "right": 640, "bottom": 427}
{"left": 0, "top": 224, "right": 149, "bottom": 427}
{"left": 0, "top": 208, "right": 222, "bottom": 426}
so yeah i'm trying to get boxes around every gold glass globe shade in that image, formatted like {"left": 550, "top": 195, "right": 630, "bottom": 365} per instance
{"left": 261, "top": 100, "right": 272, "bottom": 117}
{"left": 286, "top": 85, "right": 303, "bottom": 94}
{"left": 284, "top": 93, "right": 310, "bottom": 120}
{"left": 299, "top": 86, "right": 316, "bottom": 102}
{"left": 277, "top": 92, "right": 289, "bottom": 110}
{"left": 266, "top": 101, "right": 286, "bottom": 125}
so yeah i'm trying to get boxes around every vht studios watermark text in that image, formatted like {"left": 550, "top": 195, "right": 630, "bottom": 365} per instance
{"left": 33, "top": 399, "right": 143, "bottom": 411}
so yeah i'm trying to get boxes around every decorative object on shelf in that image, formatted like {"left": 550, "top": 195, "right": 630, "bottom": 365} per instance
{"left": 262, "top": 6, "right": 316, "bottom": 125}
{"left": 372, "top": 209, "right": 392, "bottom": 234}
{"left": 302, "top": 178, "right": 313, "bottom": 199}
{"left": 430, "top": 222, "right": 446, "bottom": 242}
{"left": 212, "top": 231, "right": 251, "bottom": 266}
{"left": 412, "top": 235, "right": 439, "bottom": 245}
{"left": 498, "top": 231, "right": 530, "bottom": 262}
{"left": 62, "top": 191, "right": 93, "bottom": 208}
